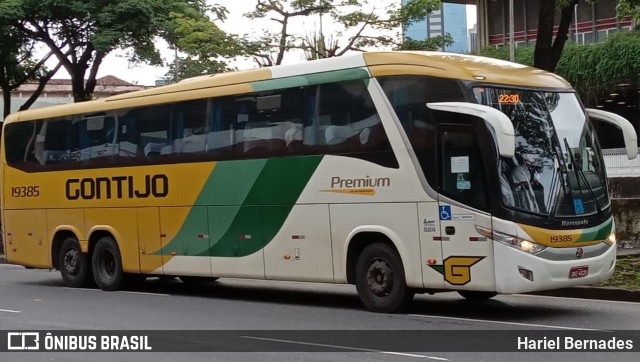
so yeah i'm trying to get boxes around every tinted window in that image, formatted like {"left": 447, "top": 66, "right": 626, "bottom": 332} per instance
{"left": 4, "top": 121, "right": 41, "bottom": 166}
{"left": 5, "top": 80, "right": 400, "bottom": 171}
{"left": 303, "top": 80, "right": 397, "bottom": 168}
{"left": 378, "top": 76, "right": 467, "bottom": 187}
{"left": 234, "top": 87, "right": 303, "bottom": 159}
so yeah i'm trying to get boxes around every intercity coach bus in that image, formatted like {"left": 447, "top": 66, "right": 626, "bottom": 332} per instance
{"left": 1, "top": 52, "right": 637, "bottom": 312}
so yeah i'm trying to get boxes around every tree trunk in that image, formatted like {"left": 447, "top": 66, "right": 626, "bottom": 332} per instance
{"left": 2, "top": 85, "right": 11, "bottom": 119}
{"left": 534, "top": 0, "right": 578, "bottom": 72}
{"left": 71, "top": 66, "right": 90, "bottom": 103}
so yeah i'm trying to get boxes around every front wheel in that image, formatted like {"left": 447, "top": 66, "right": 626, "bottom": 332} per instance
{"left": 458, "top": 291, "right": 497, "bottom": 301}
{"left": 92, "top": 236, "right": 125, "bottom": 291}
{"left": 59, "top": 237, "right": 91, "bottom": 288}
{"left": 354, "top": 243, "right": 414, "bottom": 313}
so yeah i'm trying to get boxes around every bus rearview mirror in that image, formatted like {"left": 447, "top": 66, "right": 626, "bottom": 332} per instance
{"left": 586, "top": 108, "right": 638, "bottom": 160}
{"left": 427, "top": 102, "right": 515, "bottom": 158}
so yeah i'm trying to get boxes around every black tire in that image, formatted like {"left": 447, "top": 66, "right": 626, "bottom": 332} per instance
{"left": 92, "top": 236, "right": 125, "bottom": 291}
{"left": 354, "top": 243, "right": 414, "bottom": 313}
{"left": 179, "top": 276, "right": 219, "bottom": 285}
{"left": 59, "top": 237, "right": 92, "bottom": 288}
{"left": 458, "top": 291, "right": 498, "bottom": 301}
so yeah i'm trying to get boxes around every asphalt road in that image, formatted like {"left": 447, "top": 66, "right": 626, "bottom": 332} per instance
{"left": 1, "top": 264, "right": 639, "bottom": 362}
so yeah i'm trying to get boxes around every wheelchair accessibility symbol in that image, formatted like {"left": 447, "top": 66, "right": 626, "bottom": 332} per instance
{"left": 439, "top": 205, "right": 452, "bottom": 221}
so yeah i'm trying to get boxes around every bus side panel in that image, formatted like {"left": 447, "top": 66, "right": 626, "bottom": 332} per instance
{"left": 84, "top": 208, "right": 140, "bottom": 273}
{"left": 137, "top": 207, "right": 163, "bottom": 274}
{"left": 160, "top": 207, "right": 211, "bottom": 277}
{"left": 263, "top": 204, "right": 334, "bottom": 282}
{"left": 4, "top": 209, "right": 49, "bottom": 268}
{"left": 46, "top": 209, "right": 86, "bottom": 250}
{"left": 208, "top": 205, "right": 265, "bottom": 279}
{"left": 330, "top": 203, "right": 422, "bottom": 288}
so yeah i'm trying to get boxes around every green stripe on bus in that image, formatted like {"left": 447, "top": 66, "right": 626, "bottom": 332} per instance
{"left": 251, "top": 68, "right": 370, "bottom": 92}
{"left": 202, "top": 155, "right": 323, "bottom": 257}
{"left": 576, "top": 218, "right": 613, "bottom": 242}
{"left": 160, "top": 155, "right": 323, "bottom": 258}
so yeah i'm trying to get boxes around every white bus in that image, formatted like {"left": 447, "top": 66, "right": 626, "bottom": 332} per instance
{"left": 2, "top": 51, "right": 636, "bottom": 312}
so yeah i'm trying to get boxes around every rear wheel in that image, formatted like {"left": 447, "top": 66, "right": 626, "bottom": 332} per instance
{"left": 354, "top": 243, "right": 414, "bottom": 313}
{"left": 59, "top": 237, "right": 91, "bottom": 288}
{"left": 458, "top": 291, "right": 497, "bottom": 301}
{"left": 92, "top": 236, "right": 125, "bottom": 291}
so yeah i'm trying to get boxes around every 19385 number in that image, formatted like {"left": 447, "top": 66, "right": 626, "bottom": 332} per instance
{"left": 550, "top": 235, "right": 573, "bottom": 243}
{"left": 11, "top": 186, "right": 40, "bottom": 198}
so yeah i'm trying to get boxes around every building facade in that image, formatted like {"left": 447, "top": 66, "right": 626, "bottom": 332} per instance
{"left": 484, "top": 0, "right": 635, "bottom": 48}
{"left": 1, "top": 76, "right": 149, "bottom": 120}
{"left": 402, "top": 0, "right": 469, "bottom": 53}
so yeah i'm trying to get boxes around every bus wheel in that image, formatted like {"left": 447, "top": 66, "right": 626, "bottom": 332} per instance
{"left": 179, "top": 276, "right": 219, "bottom": 285}
{"left": 458, "top": 291, "right": 497, "bottom": 301}
{"left": 92, "top": 236, "right": 125, "bottom": 291}
{"left": 59, "top": 237, "right": 91, "bottom": 288}
{"left": 355, "top": 243, "right": 414, "bottom": 313}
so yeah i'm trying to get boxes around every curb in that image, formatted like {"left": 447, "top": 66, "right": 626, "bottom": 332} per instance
{"left": 529, "top": 286, "right": 640, "bottom": 303}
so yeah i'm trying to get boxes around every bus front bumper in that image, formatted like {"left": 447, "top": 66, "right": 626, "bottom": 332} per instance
{"left": 493, "top": 241, "right": 616, "bottom": 294}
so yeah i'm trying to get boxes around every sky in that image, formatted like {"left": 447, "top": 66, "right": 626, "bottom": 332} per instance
{"left": 54, "top": 1, "right": 478, "bottom": 86}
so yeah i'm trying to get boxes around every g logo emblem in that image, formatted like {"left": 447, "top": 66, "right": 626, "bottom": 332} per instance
{"left": 576, "top": 248, "right": 584, "bottom": 259}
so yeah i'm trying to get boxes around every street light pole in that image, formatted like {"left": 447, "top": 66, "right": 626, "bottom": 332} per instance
{"left": 509, "top": 0, "right": 515, "bottom": 62}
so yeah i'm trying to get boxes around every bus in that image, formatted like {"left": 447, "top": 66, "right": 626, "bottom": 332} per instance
{"left": 1, "top": 51, "right": 637, "bottom": 313}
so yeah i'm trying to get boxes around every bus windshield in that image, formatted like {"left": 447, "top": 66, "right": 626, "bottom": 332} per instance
{"left": 473, "top": 88, "right": 609, "bottom": 217}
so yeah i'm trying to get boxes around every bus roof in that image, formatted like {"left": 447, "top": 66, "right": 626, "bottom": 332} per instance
{"left": 3, "top": 51, "right": 572, "bottom": 124}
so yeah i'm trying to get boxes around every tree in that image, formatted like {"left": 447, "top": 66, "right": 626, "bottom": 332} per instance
{"left": 161, "top": 6, "right": 242, "bottom": 83}
{"left": 0, "top": 1, "right": 64, "bottom": 118}
{"left": 397, "top": 34, "right": 455, "bottom": 51}
{"left": 6, "top": 0, "right": 233, "bottom": 103}
{"left": 534, "top": 0, "right": 640, "bottom": 72}
{"left": 244, "top": 0, "right": 441, "bottom": 66}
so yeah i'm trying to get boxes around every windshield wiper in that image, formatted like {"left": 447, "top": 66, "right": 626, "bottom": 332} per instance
{"left": 564, "top": 138, "right": 601, "bottom": 214}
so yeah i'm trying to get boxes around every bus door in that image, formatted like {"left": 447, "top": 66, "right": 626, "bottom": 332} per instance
{"left": 436, "top": 124, "right": 496, "bottom": 291}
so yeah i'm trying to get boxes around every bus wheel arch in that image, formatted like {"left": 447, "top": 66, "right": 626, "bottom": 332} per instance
{"left": 89, "top": 231, "right": 125, "bottom": 291}
{"left": 345, "top": 230, "right": 414, "bottom": 313}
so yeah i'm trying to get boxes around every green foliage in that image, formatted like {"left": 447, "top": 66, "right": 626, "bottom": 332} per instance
{"left": 479, "top": 46, "right": 535, "bottom": 67}
{"left": 480, "top": 30, "right": 640, "bottom": 97}
{"left": 398, "top": 34, "right": 454, "bottom": 51}
{"left": 555, "top": 31, "right": 640, "bottom": 93}
{"left": 162, "top": 57, "right": 231, "bottom": 84}
{"left": 0, "top": 0, "right": 245, "bottom": 103}
{"left": 598, "top": 254, "right": 640, "bottom": 288}
{"left": 618, "top": 0, "right": 640, "bottom": 21}
{"left": 0, "top": 0, "right": 52, "bottom": 117}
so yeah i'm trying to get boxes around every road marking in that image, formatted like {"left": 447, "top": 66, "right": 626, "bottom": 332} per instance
{"left": 409, "top": 314, "right": 606, "bottom": 331}
{"left": 63, "top": 287, "right": 100, "bottom": 292}
{"left": 0, "top": 308, "right": 21, "bottom": 314}
{"left": 240, "top": 335, "right": 449, "bottom": 360}
{"left": 119, "top": 291, "right": 170, "bottom": 297}
{"left": 514, "top": 293, "right": 640, "bottom": 305}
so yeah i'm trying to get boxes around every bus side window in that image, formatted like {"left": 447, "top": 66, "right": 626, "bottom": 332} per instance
{"left": 129, "top": 104, "right": 172, "bottom": 161}
{"left": 3, "top": 120, "right": 43, "bottom": 170}
{"left": 170, "top": 99, "right": 208, "bottom": 156}
{"left": 233, "top": 87, "right": 303, "bottom": 159}
{"left": 303, "top": 80, "right": 396, "bottom": 168}
{"left": 207, "top": 96, "right": 235, "bottom": 160}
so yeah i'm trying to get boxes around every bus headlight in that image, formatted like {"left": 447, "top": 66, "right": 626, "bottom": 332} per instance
{"left": 476, "top": 226, "right": 546, "bottom": 255}
{"left": 604, "top": 232, "right": 616, "bottom": 246}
